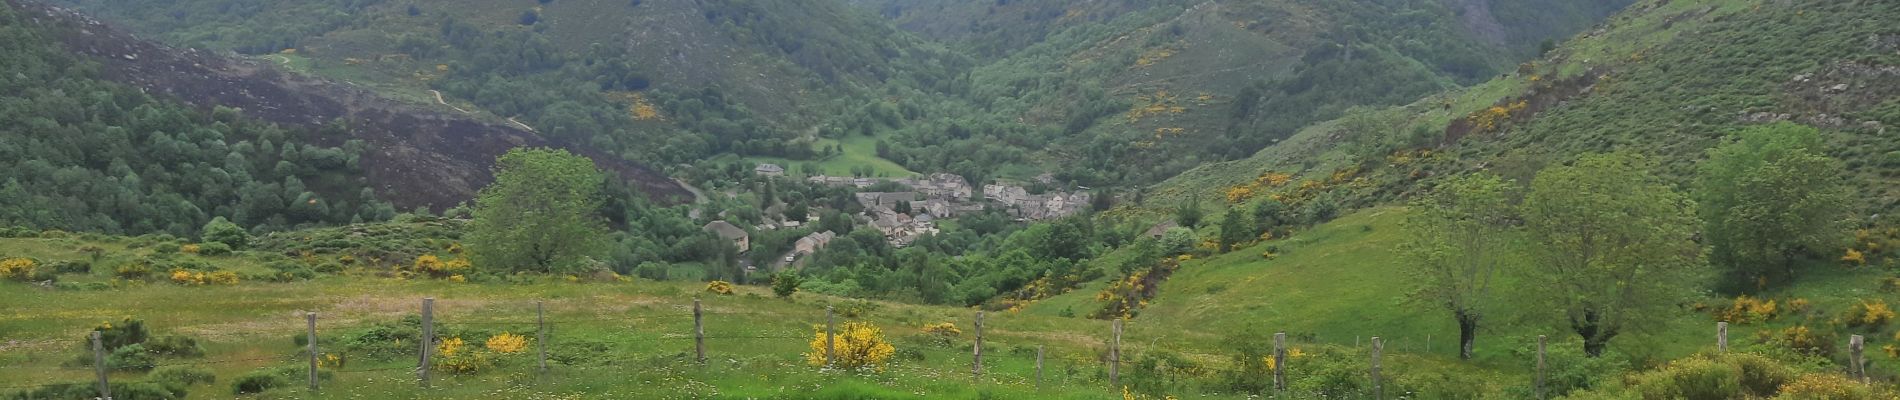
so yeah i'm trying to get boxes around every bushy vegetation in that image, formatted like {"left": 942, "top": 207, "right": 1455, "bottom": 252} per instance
{"left": 0, "top": 4, "right": 395, "bottom": 237}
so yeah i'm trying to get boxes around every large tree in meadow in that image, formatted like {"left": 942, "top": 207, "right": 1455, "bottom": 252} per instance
{"left": 1523, "top": 153, "right": 1702, "bottom": 357}
{"left": 1696, "top": 123, "right": 1852, "bottom": 291}
{"left": 1400, "top": 173, "right": 1517, "bottom": 360}
{"left": 467, "top": 148, "right": 609, "bottom": 273}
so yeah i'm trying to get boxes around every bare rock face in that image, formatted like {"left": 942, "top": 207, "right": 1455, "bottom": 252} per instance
{"left": 9, "top": 0, "right": 692, "bottom": 210}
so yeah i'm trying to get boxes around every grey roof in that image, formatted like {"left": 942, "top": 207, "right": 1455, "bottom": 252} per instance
{"left": 702, "top": 221, "right": 747, "bottom": 239}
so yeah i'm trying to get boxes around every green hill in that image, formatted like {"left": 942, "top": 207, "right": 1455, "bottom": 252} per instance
{"left": 49, "top": 0, "right": 1636, "bottom": 187}
{"left": 1153, "top": 0, "right": 1900, "bottom": 216}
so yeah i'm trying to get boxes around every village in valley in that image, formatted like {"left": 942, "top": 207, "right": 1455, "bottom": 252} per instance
{"left": 705, "top": 164, "right": 1095, "bottom": 273}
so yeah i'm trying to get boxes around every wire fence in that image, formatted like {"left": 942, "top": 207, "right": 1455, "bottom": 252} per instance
{"left": 2, "top": 299, "right": 1856, "bottom": 399}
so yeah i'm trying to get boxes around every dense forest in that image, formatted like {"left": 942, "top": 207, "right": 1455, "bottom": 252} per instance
{"left": 0, "top": 4, "right": 396, "bottom": 236}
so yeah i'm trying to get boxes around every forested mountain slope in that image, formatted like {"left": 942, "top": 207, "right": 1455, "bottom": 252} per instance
{"left": 1154, "top": 0, "right": 1900, "bottom": 222}
{"left": 49, "top": 0, "right": 1632, "bottom": 188}
{"left": 48, "top": 0, "right": 969, "bottom": 170}
{"left": 0, "top": 0, "right": 688, "bottom": 235}
{"left": 852, "top": 0, "right": 1636, "bottom": 184}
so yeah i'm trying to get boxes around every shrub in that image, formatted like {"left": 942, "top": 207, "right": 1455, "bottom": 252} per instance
{"left": 433, "top": 337, "right": 492, "bottom": 374}
{"left": 805, "top": 321, "right": 894, "bottom": 371}
{"left": 145, "top": 335, "right": 205, "bottom": 358}
{"left": 411, "top": 254, "right": 470, "bottom": 279}
{"left": 107, "top": 344, "right": 156, "bottom": 371}
{"left": 1758, "top": 326, "right": 1836, "bottom": 357}
{"left": 154, "top": 243, "right": 181, "bottom": 254}
{"left": 484, "top": 332, "right": 529, "bottom": 354}
{"left": 1842, "top": 300, "right": 1895, "bottom": 329}
{"left": 771, "top": 271, "right": 801, "bottom": 298}
{"left": 918, "top": 322, "right": 963, "bottom": 347}
{"left": 201, "top": 216, "right": 250, "bottom": 249}
{"left": 49, "top": 260, "right": 91, "bottom": 274}
{"left": 1773, "top": 373, "right": 1887, "bottom": 400}
{"left": 93, "top": 318, "right": 149, "bottom": 351}
{"left": 150, "top": 365, "right": 216, "bottom": 387}
{"left": 116, "top": 260, "right": 154, "bottom": 280}
{"left": 706, "top": 280, "right": 735, "bottom": 295}
{"left": 232, "top": 370, "right": 287, "bottom": 394}
{"left": 0, "top": 257, "right": 45, "bottom": 282}
{"left": 1716, "top": 295, "right": 1779, "bottom": 324}
{"left": 1631, "top": 356, "right": 1743, "bottom": 400}
{"left": 196, "top": 242, "right": 233, "bottom": 256}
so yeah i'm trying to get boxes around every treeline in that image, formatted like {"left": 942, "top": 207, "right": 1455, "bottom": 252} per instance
{"left": 0, "top": 4, "right": 394, "bottom": 236}
{"left": 54, "top": 0, "right": 387, "bottom": 54}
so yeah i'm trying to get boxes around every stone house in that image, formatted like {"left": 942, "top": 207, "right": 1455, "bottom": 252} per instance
{"left": 702, "top": 221, "right": 749, "bottom": 253}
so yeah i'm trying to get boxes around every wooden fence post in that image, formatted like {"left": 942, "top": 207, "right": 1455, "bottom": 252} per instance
{"left": 694, "top": 298, "right": 706, "bottom": 364}
{"left": 1036, "top": 345, "right": 1045, "bottom": 390}
{"left": 1536, "top": 335, "right": 1547, "bottom": 400}
{"left": 1370, "top": 337, "right": 1383, "bottom": 400}
{"left": 973, "top": 311, "right": 984, "bottom": 380}
{"left": 1851, "top": 335, "right": 1866, "bottom": 383}
{"left": 1717, "top": 322, "right": 1728, "bottom": 353}
{"left": 826, "top": 306, "right": 836, "bottom": 368}
{"left": 1110, "top": 319, "right": 1122, "bottom": 389}
{"left": 1273, "top": 332, "right": 1287, "bottom": 392}
{"left": 419, "top": 297, "right": 434, "bottom": 387}
{"left": 307, "top": 312, "right": 319, "bottom": 392}
{"left": 91, "top": 331, "right": 110, "bottom": 400}
{"left": 537, "top": 301, "right": 548, "bottom": 373}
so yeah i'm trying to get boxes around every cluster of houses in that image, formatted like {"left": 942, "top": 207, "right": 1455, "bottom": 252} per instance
{"left": 828, "top": 173, "right": 1092, "bottom": 245}
{"left": 740, "top": 166, "right": 1095, "bottom": 248}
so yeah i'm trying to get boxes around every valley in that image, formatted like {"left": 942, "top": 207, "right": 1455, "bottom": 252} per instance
{"left": 2, "top": 0, "right": 1898, "bottom": 398}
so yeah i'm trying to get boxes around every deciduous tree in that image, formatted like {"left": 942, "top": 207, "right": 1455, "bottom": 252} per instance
{"left": 1399, "top": 173, "right": 1517, "bottom": 360}
{"left": 1697, "top": 123, "right": 1852, "bottom": 291}
{"left": 466, "top": 148, "right": 609, "bottom": 273}
{"left": 1523, "top": 153, "right": 1702, "bottom": 357}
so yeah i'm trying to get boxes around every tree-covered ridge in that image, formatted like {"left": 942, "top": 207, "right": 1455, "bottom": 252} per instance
{"left": 0, "top": 3, "right": 395, "bottom": 236}
{"left": 46, "top": 0, "right": 1634, "bottom": 189}
{"left": 1157, "top": 0, "right": 1900, "bottom": 220}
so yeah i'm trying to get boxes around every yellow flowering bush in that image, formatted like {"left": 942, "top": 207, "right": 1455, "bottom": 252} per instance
{"left": 805, "top": 321, "right": 894, "bottom": 371}
{"left": 434, "top": 337, "right": 491, "bottom": 374}
{"left": 1774, "top": 373, "right": 1887, "bottom": 400}
{"left": 1715, "top": 295, "right": 1779, "bottom": 324}
{"left": 207, "top": 271, "right": 239, "bottom": 285}
{"left": 1843, "top": 248, "right": 1867, "bottom": 265}
{"left": 317, "top": 353, "right": 345, "bottom": 369}
{"left": 921, "top": 322, "right": 961, "bottom": 337}
{"left": 485, "top": 332, "right": 528, "bottom": 354}
{"left": 1757, "top": 326, "right": 1834, "bottom": 356}
{"left": 412, "top": 254, "right": 471, "bottom": 279}
{"left": 179, "top": 244, "right": 201, "bottom": 254}
{"left": 1843, "top": 300, "right": 1895, "bottom": 328}
{"left": 170, "top": 269, "right": 239, "bottom": 286}
{"left": 706, "top": 280, "right": 735, "bottom": 295}
{"left": 0, "top": 258, "right": 36, "bottom": 281}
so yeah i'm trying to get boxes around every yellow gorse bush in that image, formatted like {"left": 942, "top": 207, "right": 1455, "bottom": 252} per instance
{"left": 434, "top": 336, "right": 491, "bottom": 374}
{"left": 485, "top": 332, "right": 529, "bottom": 354}
{"left": 169, "top": 269, "right": 239, "bottom": 286}
{"left": 1716, "top": 295, "right": 1779, "bottom": 324}
{"left": 1775, "top": 373, "right": 1886, "bottom": 399}
{"left": 438, "top": 337, "right": 465, "bottom": 358}
{"left": 921, "top": 322, "right": 961, "bottom": 337}
{"left": 0, "top": 258, "right": 37, "bottom": 280}
{"left": 1845, "top": 300, "right": 1895, "bottom": 328}
{"left": 1842, "top": 248, "right": 1867, "bottom": 265}
{"left": 179, "top": 244, "right": 201, "bottom": 254}
{"left": 706, "top": 280, "right": 735, "bottom": 295}
{"left": 805, "top": 321, "right": 894, "bottom": 371}
{"left": 413, "top": 254, "right": 471, "bottom": 279}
